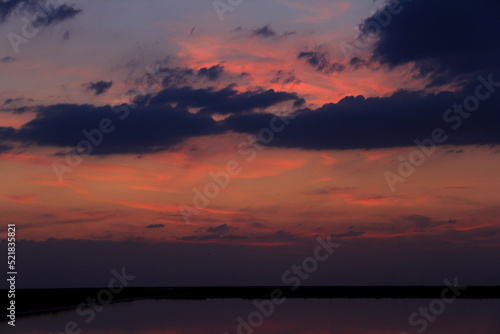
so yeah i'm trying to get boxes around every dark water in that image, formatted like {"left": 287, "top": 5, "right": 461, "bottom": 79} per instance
{"left": 2, "top": 298, "right": 499, "bottom": 334}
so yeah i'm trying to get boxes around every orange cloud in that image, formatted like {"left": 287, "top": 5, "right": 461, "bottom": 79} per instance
{"left": 349, "top": 195, "right": 400, "bottom": 206}
{"left": 0, "top": 195, "right": 38, "bottom": 203}
{"left": 31, "top": 179, "right": 88, "bottom": 194}
{"left": 0, "top": 152, "right": 52, "bottom": 164}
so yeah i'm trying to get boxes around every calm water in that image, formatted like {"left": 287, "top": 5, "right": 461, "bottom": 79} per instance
{"left": 2, "top": 298, "right": 499, "bottom": 334}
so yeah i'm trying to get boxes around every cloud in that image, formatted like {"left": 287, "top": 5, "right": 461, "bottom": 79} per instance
{"left": 130, "top": 63, "right": 247, "bottom": 92}
{"left": 146, "top": 224, "right": 165, "bottom": 229}
{"left": 157, "top": 67, "right": 194, "bottom": 88}
{"left": 252, "top": 25, "right": 276, "bottom": 38}
{"left": 207, "top": 223, "right": 231, "bottom": 234}
{"left": 0, "top": 126, "right": 15, "bottom": 140}
{"left": 298, "top": 49, "right": 345, "bottom": 74}
{"left": 270, "top": 70, "right": 301, "bottom": 85}
{"left": 177, "top": 234, "right": 247, "bottom": 241}
{"left": 349, "top": 57, "right": 371, "bottom": 69}
{"left": 330, "top": 230, "right": 365, "bottom": 238}
{"left": 399, "top": 214, "right": 456, "bottom": 233}
{"left": 177, "top": 223, "right": 247, "bottom": 241}
{"left": 139, "top": 64, "right": 236, "bottom": 89}
{"left": 85, "top": 81, "right": 113, "bottom": 96}
{"left": 302, "top": 187, "right": 354, "bottom": 196}
{"left": 177, "top": 227, "right": 298, "bottom": 243}
{"left": 0, "top": 0, "right": 82, "bottom": 26}
{"left": 223, "top": 81, "right": 500, "bottom": 150}
{"left": 0, "top": 82, "right": 302, "bottom": 154}
{"left": 0, "top": 194, "right": 38, "bottom": 203}
{"left": 197, "top": 64, "right": 225, "bottom": 81}
{"left": 5, "top": 70, "right": 500, "bottom": 154}
{"left": 363, "top": 0, "right": 500, "bottom": 87}
{"left": 2, "top": 96, "right": 33, "bottom": 106}
{"left": 4, "top": 103, "right": 222, "bottom": 155}
{"left": 250, "top": 25, "right": 295, "bottom": 39}
{"left": 249, "top": 222, "right": 266, "bottom": 229}
{"left": 32, "top": 3, "right": 82, "bottom": 27}
{"left": 147, "top": 85, "right": 301, "bottom": 115}
{"left": 273, "top": 230, "right": 295, "bottom": 239}
{"left": 0, "top": 0, "right": 26, "bottom": 22}
{"left": 0, "top": 143, "right": 13, "bottom": 153}
{"left": 1, "top": 56, "right": 15, "bottom": 62}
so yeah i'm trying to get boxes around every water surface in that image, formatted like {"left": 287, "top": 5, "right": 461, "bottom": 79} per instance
{"left": 3, "top": 298, "right": 499, "bottom": 334}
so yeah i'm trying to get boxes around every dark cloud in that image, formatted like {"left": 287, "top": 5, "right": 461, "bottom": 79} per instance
{"left": 293, "top": 98, "right": 306, "bottom": 108}
{"left": 233, "top": 24, "right": 296, "bottom": 41}
{"left": 5, "top": 103, "right": 222, "bottom": 155}
{"left": 252, "top": 25, "right": 276, "bottom": 38}
{"left": 1, "top": 56, "right": 15, "bottom": 62}
{"left": 207, "top": 223, "right": 231, "bottom": 234}
{"left": 0, "top": 82, "right": 302, "bottom": 154}
{"left": 250, "top": 25, "right": 295, "bottom": 39}
{"left": 177, "top": 225, "right": 297, "bottom": 242}
{"left": 85, "top": 81, "right": 113, "bottom": 96}
{"left": 0, "top": 0, "right": 82, "bottom": 26}
{"left": 158, "top": 67, "right": 194, "bottom": 88}
{"left": 139, "top": 65, "right": 232, "bottom": 88}
{"left": 0, "top": 0, "right": 25, "bottom": 22}
{"left": 399, "top": 214, "right": 456, "bottom": 233}
{"left": 6, "top": 69, "right": 500, "bottom": 154}
{"left": 0, "top": 126, "right": 15, "bottom": 140}
{"left": 148, "top": 85, "right": 301, "bottom": 115}
{"left": 0, "top": 143, "right": 13, "bottom": 153}
{"left": 177, "top": 234, "right": 247, "bottom": 241}
{"left": 3, "top": 96, "right": 32, "bottom": 106}
{"left": 271, "top": 70, "right": 301, "bottom": 85}
{"left": 223, "top": 79, "right": 500, "bottom": 149}
{"left": 273, "top": 230, "right": 295, "bottom": 239}
{"left": 197, "top": 64, "right": 225, "bottom": 81}
{"left": 32, "top": 3, "right": 82, "bottom": 27}
{"left": 146, "top": 224, "right": 165, "bottom": 229}
{"left": 349, "top": 57, "right": 370, "bottom": 69}
{"left": 249, "top": 222, "right": 266, "bottom": 229}
{"left": 330, "top": 231, "right": 365, "bottom": 238}
{"left": 363, "top": 0, "right": 500, "bottom": 87}
{"left": 298, "top": 49, "right": 345, "bottom": 74}
{"left": 0, "top": 106, "right": 33, "bottom": 114}
{"left": 302, "top": 187, "right": 354, "bottom": 196}
{"left": 178, "top": 224, "right": 242, "bottom": 241}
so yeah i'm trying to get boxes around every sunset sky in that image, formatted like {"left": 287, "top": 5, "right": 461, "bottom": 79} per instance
{"left": 1, "top": 0, "right": 499, "bottom": 288}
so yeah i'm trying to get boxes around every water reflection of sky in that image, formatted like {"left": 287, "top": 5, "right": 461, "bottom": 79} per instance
{"left": 2, "top": 299, "right": 499, "bottom": 334}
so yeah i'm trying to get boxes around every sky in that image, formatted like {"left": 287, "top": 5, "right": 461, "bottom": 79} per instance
{"left": 0, "top": 0, "right": 499, "bottom": 288}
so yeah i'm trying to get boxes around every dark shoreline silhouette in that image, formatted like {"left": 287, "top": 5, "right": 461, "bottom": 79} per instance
{"left": 2, "top": 286, "right": 500, "bottom": 319}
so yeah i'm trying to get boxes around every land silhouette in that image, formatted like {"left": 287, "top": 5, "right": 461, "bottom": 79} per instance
{"left": 2, "top": 286, "right": 500, "bottom": 319}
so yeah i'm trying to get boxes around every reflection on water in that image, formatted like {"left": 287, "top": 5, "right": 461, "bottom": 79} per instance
{"left": 2, "top": 298, "right": 499, "bottom": 334}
